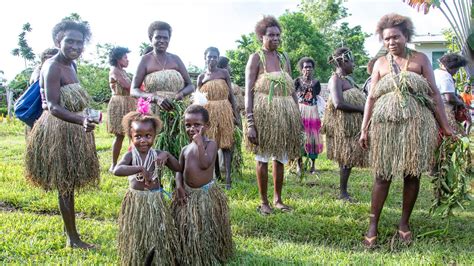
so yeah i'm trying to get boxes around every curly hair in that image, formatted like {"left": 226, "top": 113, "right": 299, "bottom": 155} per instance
{"left": 108, "top": 46, "right": 130, "bottom": 67}
{"left": 122, "top": 111, "right": 162, "bottom": 138}
{"left": 204, "top": 47, "right": 220, "bottom": 57}
{"left": 40, "top": 48, "right": 58, "bottom": 63}
{"left": 148, "top": 21, "right": 172, "bottom": 41}
{"left": 376, "top": 13, "right": 414, "bottom": 42}
{"left": 439, "top": 53, "right": 468, "bottom": 70}
{"left": 297, "top": 57, "right": 315, "bottom": 72}
{"left": 217, "top": 56, "right": 229, "bottom": 69}
{"left": 255, "top": 15, "right": 281, "bottom": 41}
{"left": 52, "top": 20, "right": 92, "bottom": 44}
{"left": 185, "top": 105, "right": 209, "bottom": 123}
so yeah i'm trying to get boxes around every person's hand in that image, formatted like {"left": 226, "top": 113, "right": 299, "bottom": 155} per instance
{"left": 192, "top": 126, "right": 205, "bottom": 147}
{"left": 174, "top": 92, "right": 184, "bottom": 101}
{"left": 140, "top": 168, "right": 153, "bottom": 188}
{"left": 176, "top": 186, "right": 188, "bottom": 205}
{"left": 247, "top": 126, "right": 258, "bottom": 145}
{"left": 154, "top": 95, "right": 174, "bottom": 111}
{"left": 359, "top": 130, "right": 369, "bottom": 150}
{"left": 83, "top": 117, "right": 96, "bottom": 132}
{"left": 155, "top": 151, "right": 169, "bottom": 167}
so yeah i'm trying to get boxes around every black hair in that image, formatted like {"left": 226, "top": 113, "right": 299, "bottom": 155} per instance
{"left": 148, "top": 21, "right": 172, "bottom": 41}
{"left": 185, "top": 104, "right": 209, "bottom": 123}
{"left": 52, "top": 20, "right": 92, "bottom": 44}
{"left": 297, "top": 57, "right": 315, "bottom": 72}
{"left": 40, "top": 48, "right": 59, "bottom": 63}
{"left": 122, "top": 111, "right": 162, "bottom": 138}
{"left": 204, "top": 47, "right": 220, "bottom": 57}
{"left": 217, "top": 56, "right": 229, "bottom": 68}
{"left": 376, "top": 13, "right": 415, "bottom": 42}
{"left": 108, "top": 46, "right": 130, "bottom": 67}
{"left": 255, "top": 15, "right": 281, "bottom": 41}
{"left": 439, "top": 53, "right": 468, "bottom": 70}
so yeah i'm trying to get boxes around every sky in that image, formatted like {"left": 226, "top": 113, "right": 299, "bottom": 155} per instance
{"left": 0, "top": 0, "right": 449, "bottom": 82}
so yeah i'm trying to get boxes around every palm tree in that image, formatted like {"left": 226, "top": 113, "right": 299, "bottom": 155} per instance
{"left": 404, "top": 0, "right": 473, "bottom": 75}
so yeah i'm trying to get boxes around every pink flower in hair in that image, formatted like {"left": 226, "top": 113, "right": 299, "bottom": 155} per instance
{"left": 137, "top": 97, "right": 151, "bottom": 114}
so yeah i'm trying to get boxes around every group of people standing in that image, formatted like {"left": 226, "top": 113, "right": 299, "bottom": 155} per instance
{"left": 21, "top": 10, "right": 468, "bottom": 265}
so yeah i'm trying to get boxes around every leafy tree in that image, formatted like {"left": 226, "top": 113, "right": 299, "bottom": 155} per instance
{"left": 11, "top": 23, "right": 36, "bottom": 68}
{"left": 139, "top": 42, "right": 152, "bottom": 56}
{"left": 328, "top": 23, "right": 370, "bottom": 83}
{"left": 225, "top": 33, "right": 260, "bottom": 86}
{"left": 77, "top": 61, "right": 110, "bottom": 107}
{"left": 62, "top": 13, "right": 89, "bottom": 25}
{"left": 279, "top": 11, "right": 332, "bottom": 80}
{"left": 299, "top": 0, "right": 348, "bottom": 34}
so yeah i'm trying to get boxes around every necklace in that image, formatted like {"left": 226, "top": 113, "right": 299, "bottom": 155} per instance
{"left": 153, "top": 52, "right": 167, "bottom": 70}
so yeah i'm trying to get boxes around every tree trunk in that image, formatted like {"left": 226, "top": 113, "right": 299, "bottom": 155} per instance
{"left": 6, "top": 87, "right": 13, "bottom": 119}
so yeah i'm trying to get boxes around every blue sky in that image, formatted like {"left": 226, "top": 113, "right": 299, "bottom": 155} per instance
{"left": 0, "top": 0, "right": 447, "bottom": 81}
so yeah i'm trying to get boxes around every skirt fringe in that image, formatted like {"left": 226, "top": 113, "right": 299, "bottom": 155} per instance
{"left": 25, "top": 111, "right": 100, "bottom": 195}
{"left": 118, "top": 189, "right": 180, "bottom": 266}
{"left": 171, "top": 182, "right": 233, "bottom": 265}
{"left": 107, "top": 95, "right": 137, "bottom": 135}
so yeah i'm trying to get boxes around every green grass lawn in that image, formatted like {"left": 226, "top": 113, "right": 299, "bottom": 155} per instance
{"left": 0, "top": 118, "right": 473, "bottom": 264}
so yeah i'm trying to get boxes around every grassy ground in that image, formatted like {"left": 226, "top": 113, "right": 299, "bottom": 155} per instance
{"left": 0, "top": 118, "right": 473, "bottom": 264}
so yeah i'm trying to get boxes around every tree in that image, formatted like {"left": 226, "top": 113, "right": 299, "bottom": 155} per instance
{"left": 226, "top": 33, "right": 260, "bottom": 86}
{"left": 328, "top": 22, "right": 370, "bottom": 83}
{"left": 11, "top": 23, "right": 36, "bottom": 68}
{"left": 299, "top": 0, "right": 348, "bottom": 34}
{"left": 139, "top": 42, "right": 152, "bottom": 56}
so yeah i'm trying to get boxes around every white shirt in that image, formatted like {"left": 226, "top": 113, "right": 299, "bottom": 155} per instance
{"left": 434, "top": 69, "right": 455, "bottom": 94}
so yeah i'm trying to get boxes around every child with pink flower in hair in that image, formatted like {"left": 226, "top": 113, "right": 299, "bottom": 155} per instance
{"left": 113, "top": 98, "right": 182, "bottom": 265}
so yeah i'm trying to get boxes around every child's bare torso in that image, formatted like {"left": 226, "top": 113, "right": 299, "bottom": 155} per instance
{"left": 183, "top": 141, "right": 215, "bottom": 188}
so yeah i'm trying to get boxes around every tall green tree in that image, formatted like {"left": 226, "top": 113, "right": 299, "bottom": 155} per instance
{"left": 299, "top": 0, "right": 348, "bottom": 34}
{"left": 11, "top": 23, "right": 36, "bottom": 68}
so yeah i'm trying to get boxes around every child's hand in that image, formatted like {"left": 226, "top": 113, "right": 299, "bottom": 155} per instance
{"left": 140, "top": 168, "right": 153, "bottom": 187}
{"left": 192, "top": 126, "right": 204, "bottom": 146}
{"left": 155, "top": 151, "right": 169, "bottom": 167}
{"left": 176, "top": 186, "right": 188, "bottom": 205}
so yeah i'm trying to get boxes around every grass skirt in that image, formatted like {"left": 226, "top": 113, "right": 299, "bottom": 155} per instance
{"left": 171, "top": 182, "right": 233, "bottom": 265}
{"left": 107, "top": 95, "right": 137, "bottom": 135}
{"left": 299, "top": 104, "right": 322, "bottom": 159}
{"left": 322, "top": 88, "right": 368, "bottom": 167}
{"left": 25, "top": 84, "right": 99, "bottom": 195}
{"left": 369, "top": 72, "right": 438, "bottom": 179}
{"left": 232, "top": 83, "right": 245, "bottom": 113}
{"left": 245, "top": 72, "right": 303, "bottom": 160}
{"left": 444, "top": 103, "right": 464, "bottom": 135}
{"left": 118, "top": 188, "right": 180, "bottom": 266}
{"left": 200, "top": 79, "right": 234, "bottom": 149}
{"left": 143, "top": 70, "right": 185, "bottom": 115}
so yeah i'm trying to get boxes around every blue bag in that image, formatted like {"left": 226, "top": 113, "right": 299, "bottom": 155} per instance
{"left": 14, "top": 80, "right": 43, "bottom": 127}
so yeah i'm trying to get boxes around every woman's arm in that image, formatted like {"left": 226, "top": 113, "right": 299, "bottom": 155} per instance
{"left": 329, "top": 76, "right": 364, "bottom": 113}
{"left": 245, "top": 53, "right": 260, "bottom": 145}
{"left": 111, "top": 67, "right": 131, "bottom": 90}
{"left": 43, "top": 62, "right": 94, "bottom": 131}
{"left": 359, "top": 60, "right": 381, "bottom": 149}
{"left": 131, "top": 55, "right": 156, "bottom": 99}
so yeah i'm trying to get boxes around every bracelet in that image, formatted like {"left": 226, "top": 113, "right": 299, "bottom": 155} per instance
{"left": 246, "top": 112, "right": 254, "bottom": 118}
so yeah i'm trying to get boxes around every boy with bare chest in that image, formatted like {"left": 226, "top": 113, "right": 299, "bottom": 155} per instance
{"left": 172, "top": 105, "right": 233, "bottom": 265}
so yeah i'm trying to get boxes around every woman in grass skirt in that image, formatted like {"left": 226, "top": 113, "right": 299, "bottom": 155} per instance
{"left": 359, "top": 14, "right": 454, "bottom": 247}
{"left": 25, "top": 20, "right": 99, "bottom": 249}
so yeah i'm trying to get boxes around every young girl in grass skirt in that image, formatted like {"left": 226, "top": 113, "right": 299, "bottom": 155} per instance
{"left": 321, "top": 47, "right": 367, "bottom": 201}
{"left": 172, "top": 105, "right": 233, "bottom": 265}
{"left": 107, "top": 47, "right": 137, "bottom": 171}
{"left": 113, "top": 100, "right": 182, "bottom": 265}
{"left": 197, "top": 47, "right": 239, "bottom": 189}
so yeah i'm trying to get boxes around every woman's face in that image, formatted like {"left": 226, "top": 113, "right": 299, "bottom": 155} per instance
{"left": 382, "top": 27, "right": 407, "bottom": 56}
{"left": 262, "top": 26, "right": 281, "bottom": 51}
{"left": 58, "top": 30, "right": 84, "bottom": 61}
{"left": 205, "top": 50, "right": 219, "bottom": 69}
{"left": 118, "top": 54, "right": 129, "bottom": 68}
{"left": 302, "top": 62, "right": 314, "bottom": 78}
{"left": 152, "top": 30, "right": 170, "bottom": 53}
{"left": 340, "top": 59, "right": 355, "bottom": 75}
